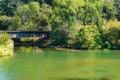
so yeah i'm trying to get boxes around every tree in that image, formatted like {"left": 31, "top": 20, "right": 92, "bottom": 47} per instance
{"left": 0, "top": 0, "right": 17, "bottom": 16}
{"left": 9, "top": 2, "right": 40, "bottom": 30}
{"left": 0, "top": 15, "right": 12, "bottom": 30}
{"left": 77, "top": 0, "right": 103, "bottom": 26}
{"left": 102, "top": 0, "right": 117, "bottom": 21}
{"left": 76, "top": 26, "right": 101, "bottom": 49}
{"left": 9, "top": 2, "right": 51, "bottom": 31}
{"left": 51, "top": 0, "right": 84, "bottom": 47}
{"left": 104, "top": 27, "right": 120, "bottom": 49}
{"left": 114, "top": 0, "right": 120, "bottom": 20}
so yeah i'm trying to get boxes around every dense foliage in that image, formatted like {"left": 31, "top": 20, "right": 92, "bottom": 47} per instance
{"left": 0, "top": 32, "right": 11, "bottom": 45}
{"left": 0, "top": 0, "right": 120, "bottom": 49}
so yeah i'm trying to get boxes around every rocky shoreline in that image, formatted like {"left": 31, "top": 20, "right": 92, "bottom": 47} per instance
{"left": 0, "top": 40, "right": 14, "bottom": 57}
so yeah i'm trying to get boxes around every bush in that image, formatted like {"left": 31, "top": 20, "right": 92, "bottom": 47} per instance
{"left": 0, "top": 32, "right": 11, "bottom": 45}
{"left": 101, "top": 41, "right": 111, "bottom": 49}
{"left": 75, "top": 26, "right": 102, "bottom": 49}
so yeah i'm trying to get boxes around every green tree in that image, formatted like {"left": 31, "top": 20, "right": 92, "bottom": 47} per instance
{"left": 0, "top": 15, "right": 12, "bottom": 30}
{"left": 51, "top": 0, "right": 84, "bottom": 47}
{"left": 104, "top": 27, "right": 120, "bottom": 49}
{"left": 76, "top": 26, "right": 101, "bottom": 49}
{"left": 77, "top": 0, "right": 103, "bottom": 26}
{"left": 103, "top": 0, "right": 117, "bottom": 21}
{"left": 114, "top": 0, "right": 120, "bottom": 20}
{"left": 9, "top": 2, "right": 51, "bottom": 31}
{"left": 0, "top": 0, "right": 17, "bottom": 16}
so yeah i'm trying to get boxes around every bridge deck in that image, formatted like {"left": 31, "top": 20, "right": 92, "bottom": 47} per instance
{"left": 1, "top": 31, "right": 50, "bottom": 38}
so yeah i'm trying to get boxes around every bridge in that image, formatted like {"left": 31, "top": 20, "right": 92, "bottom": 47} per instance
{"left": 0, "top": 31, "right": 50, "bottom": 46}
{"left": 4, "top": 31, "right": 50, "bottom": 39}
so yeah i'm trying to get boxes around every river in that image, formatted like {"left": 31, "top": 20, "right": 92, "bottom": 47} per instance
{"left": 0, "top": 47, "right": 120, "bottom": 80}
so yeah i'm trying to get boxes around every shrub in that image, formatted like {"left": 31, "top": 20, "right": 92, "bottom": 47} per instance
{"left": 101, "top": 41, "right": 111, "bottom": 49}
{"left": 0, "top": 32, "right": 11, "bottom": 45}
{"left": 76, "top": 26, "right": 102, "bottom": 49}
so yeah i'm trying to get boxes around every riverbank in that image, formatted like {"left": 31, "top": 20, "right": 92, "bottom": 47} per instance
{"left": 50, "top": 46, "right": 115, "bottom": 52}
{"left": 51, "top": 47, "right": 81, "bottom": 52}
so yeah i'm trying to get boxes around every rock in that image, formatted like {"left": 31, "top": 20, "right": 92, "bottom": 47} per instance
{"left": 0, "top": 40, "right": 14, "bottom": 57}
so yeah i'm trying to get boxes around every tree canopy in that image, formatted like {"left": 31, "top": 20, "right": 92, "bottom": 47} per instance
{"left": 0, "top": 0, "right": 120, "bottom": 49}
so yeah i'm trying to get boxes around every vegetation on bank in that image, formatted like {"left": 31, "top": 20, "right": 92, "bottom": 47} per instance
{"left": 0, "top": 33, "right": 14, "bottom": 56}
{"left": 0, "top": 0, "right": 120, "bottom": 50}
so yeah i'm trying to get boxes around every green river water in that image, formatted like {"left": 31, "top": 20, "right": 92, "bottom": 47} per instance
{"left": 0, "top": 47, "right": 120, "bottom": 80}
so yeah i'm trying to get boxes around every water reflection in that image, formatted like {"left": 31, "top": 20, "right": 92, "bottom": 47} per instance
{"left": 50, "top": 77, "right": 113, "bottom": 80}
{"left": 0, "top": 57, "right": 13, "bottom": 80}
{"left": 0, "top": 48, "right": 120, "bottom": 80}
{"left": 17, "top": 46, "right": 44, "bottom": 53}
